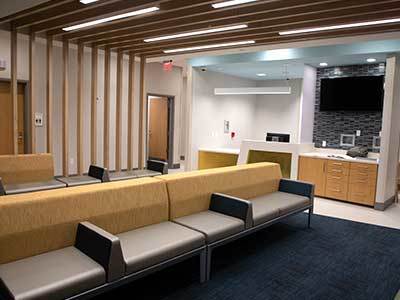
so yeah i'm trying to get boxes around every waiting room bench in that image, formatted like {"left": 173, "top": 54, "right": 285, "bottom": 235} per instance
{"left": 0, "top": 162, "right": 313, "bottom": 299}
{"left": 109, "top": 160, "right": 168, "bottom": 182}
{"left": 157, "top": 163, "right": 314, "bottom": 280}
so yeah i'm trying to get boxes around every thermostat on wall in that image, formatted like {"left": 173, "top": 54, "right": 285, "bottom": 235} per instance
{"left": 0, "top": 59, "right": 6, "bottom": 71}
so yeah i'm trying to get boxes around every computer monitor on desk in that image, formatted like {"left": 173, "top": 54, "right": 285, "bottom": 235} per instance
{"left": 266, "top": 133, "right": 290, "bottom": 143}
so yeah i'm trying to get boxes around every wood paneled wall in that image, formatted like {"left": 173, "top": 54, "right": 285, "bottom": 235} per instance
{"left": 10, "top": 39, "right": 144, "bottom": 175}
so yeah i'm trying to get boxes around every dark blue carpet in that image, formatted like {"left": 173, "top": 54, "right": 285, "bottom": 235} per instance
{"left": 95, "top": 214, "right": 400, "bottom": 300}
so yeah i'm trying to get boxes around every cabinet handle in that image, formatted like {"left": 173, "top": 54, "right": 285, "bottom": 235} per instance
{"left": 332, "top": 176, "right": 341, "bottom": 180}
{"left": 356, "top": 180, "right": 367, "bottom": 183}
{"left": 330, "top": 189, "right": 341, "bottom": 192}
{"left": 333, "top": 162, "right": 343, "bottom": 166}
{"left": 332, "top": 169, "right": 343, "bottom": 173}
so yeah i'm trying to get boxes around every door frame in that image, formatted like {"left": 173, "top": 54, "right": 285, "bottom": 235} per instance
{"left": 146, "top": 93, "right": 175, "bottom": 168}
{"left": 0, "top": 78, "right": 30, "bottom": 154}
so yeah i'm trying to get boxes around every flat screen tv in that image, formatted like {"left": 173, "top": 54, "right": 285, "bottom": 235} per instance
{"left": 320, "top": 75, "right": 384, "bottom": 111}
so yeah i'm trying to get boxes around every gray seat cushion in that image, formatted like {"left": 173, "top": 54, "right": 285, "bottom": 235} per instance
{"left": 56, "top": 175, "right": 101, "bottom": 187}
{"left": 174, "top": 210, "right": 245, "bottom": 243}
{"left": 117, "top": 221, "right": 205, "bottom": 275}
{"left": 4, "top": 179, "right": 66, "bottom": 195}
{"left": 132, "top": 169, "right": 162, "bottom": 178}
{"left": 251, "top": 191, "right": 311, "bottom": 226}
{"left": 109, "top": 171, "right": 137, "bottom": 182}
{"left": 0, "top": 247, "right": 106, "bottom": 300}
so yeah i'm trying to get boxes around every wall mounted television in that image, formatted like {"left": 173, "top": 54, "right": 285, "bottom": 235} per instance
{"left": 320, "top": 75, "right": 384, "bottom": 111}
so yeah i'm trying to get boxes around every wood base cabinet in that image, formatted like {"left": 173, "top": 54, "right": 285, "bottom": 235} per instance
{"left": 298, "top": 156, "right": 378, "bottom": 206}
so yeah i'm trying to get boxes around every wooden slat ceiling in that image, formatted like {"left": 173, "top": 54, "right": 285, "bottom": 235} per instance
{"left": 2, "top": 0, "right": 400, "bottom": 57}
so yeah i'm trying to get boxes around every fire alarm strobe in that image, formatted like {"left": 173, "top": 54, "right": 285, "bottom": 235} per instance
{"left": 163, "top": 60, "right": 173, "bottom": 72}
{"left": 0, "top": 59, "right": 6, "bottom": 71}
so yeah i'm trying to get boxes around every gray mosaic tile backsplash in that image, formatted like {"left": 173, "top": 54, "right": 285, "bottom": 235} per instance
{"left": 313, "top": 64, "right": 385, "bottom": 152}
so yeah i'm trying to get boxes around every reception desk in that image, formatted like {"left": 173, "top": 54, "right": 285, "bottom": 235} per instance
{"left": 197, "top": 141, "right": 314, "bottom": 178}
{"left": 198, "top": 148, "right": 240, "bottom": 170}
{"left": 238, "top": 140, "right": 314, "bottom": 180}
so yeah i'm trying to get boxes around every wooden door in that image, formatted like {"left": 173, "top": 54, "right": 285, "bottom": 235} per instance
{"left": 0, "top": 82, "right": 25, "bottom": 155}
{"left": 148, "top": 97, "right": 168, "bottom": 161}
{"left": 298, "top": 156, "right": 327, "bottom": 197}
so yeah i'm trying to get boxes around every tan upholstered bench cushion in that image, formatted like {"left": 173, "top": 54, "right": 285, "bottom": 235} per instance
{"left": 0, "top": 177, "right": 169, "bottom": 264}
{"left": 157, "top": 162, "right": 282, "bottom": 219}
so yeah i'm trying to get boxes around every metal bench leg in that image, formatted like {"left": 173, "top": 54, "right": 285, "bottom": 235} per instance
{"left": 308, "top": 207, "right": 313, "bottom": 228}
{"left": 206, "top": 247, "right": 213, "bottom": 281}
{"left": 200, "top": 249, "right": 207, "bottom": 283}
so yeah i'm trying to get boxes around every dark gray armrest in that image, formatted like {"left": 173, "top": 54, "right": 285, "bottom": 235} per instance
{"left": 75, "top": 222, "right": 124, "bottom": 282}
{"left": 0, "top": 178, "right": 5, "bottom": 196}
{"left": 147, "top": 160, "right": 168, "bottom": 174}
{"left": 210, "top": 193, "right": 253, "bottom": 229}
{"left": 279, "top": 179, "right": 314, "bottom": 204}
{"left": 88, "top": 165, "right": 110, "bottom": 182}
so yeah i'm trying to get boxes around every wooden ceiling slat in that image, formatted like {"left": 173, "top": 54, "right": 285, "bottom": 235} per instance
{"left": 60, "top": 0, "right": 310, "bottom": 40}
{"left": 30, "top": 0, "right": 168, "bottom": 33}
{"left": 97, "top": 0, "right": 400, "bottom": 49}
{"left": 0, "top": 0, "right": 73, "bottom": 25}
{"left": 47, "top": 0, "right": 224, "bottom": 37}
{"left": 70, "top": 0, "right": 393, "bottom": 44}
{"left": 13, "top": 0, "right": 119, "bottom": 29}
{"left": 122, "top": 11, "right": 400, "bottom": 54}
{"left": 138, "top": 23, "right": 400, "bottom": 57}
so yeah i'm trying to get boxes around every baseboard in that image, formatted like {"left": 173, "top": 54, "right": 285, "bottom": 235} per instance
{"left": 374, "top": 196, "right": 395, "bottom": 211}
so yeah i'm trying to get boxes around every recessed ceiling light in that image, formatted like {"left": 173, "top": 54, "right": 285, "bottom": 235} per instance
{"left": 163, "top": 40, "right": 255, "bottom": 53}
{"left": 212, "top": 0, "right": 257, "bottom": 9}
{"left": 319, "top": 62, "right": 328, "bottom": 67}
{"left": 279, "top": 17, "right": 400, "bottom": 35}
{"left": 367, "top": 58, "right": 377, "bottom": 63}
{"left": 62, "top": 6, "right": 159, "bottom": 31}
{"left": 80, "top": 0, "right": 99, "bottom": 4}
{"left": 144, "top": 24, "right": 248, "bottom": 43}
{"left": 256, "top": 73, "right": 267, "bottom": 77}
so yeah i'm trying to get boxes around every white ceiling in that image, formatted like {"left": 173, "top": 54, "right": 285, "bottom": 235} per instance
{"left": 204, "top": 53, "right": 388, "bottom": 80}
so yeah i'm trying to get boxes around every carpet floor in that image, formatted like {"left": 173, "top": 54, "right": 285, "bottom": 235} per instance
{"left": 95, "top": 214, "right": 400, "bottom": 300}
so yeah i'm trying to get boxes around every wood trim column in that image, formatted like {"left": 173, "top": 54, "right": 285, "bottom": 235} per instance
{"left": 77, "top": 43, "right": 84, "bottom": 175}
{"left": 11, "top": 28, "right": 18, "bottom": 155}
{"left": 138, "top": 55, "right": 146, "bottom": 169}
{"left": 127, "top": 52, "right": 135, "bottom": 170}
{"left": 46, "top": 35, "right": 53, "bottom": 154}
{"left": 29, "top": 31, "right": 36, "bottom": 153}
{"left": 115, "top": 50, "right": 123, "bottom": 171}
{"left": 103, "top": 47, "right": 111, "bottom": 169}
{"left": 91, "top": 47, "right": 98, "bottom": 165}
{"left": 62, "top": 40, "right": 69, "bottom": 177}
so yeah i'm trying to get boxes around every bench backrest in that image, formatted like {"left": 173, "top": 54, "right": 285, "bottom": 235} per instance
{"left": 0, "top": 153, "right": 55, "bottom": 184}
{"left": 157, "top": 162, "right": 282, "bottom": 219}
{"left": 0, "top": 177, "right": 169, "bottom": 264}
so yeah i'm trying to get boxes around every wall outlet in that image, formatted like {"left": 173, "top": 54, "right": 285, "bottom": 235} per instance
{"left": 322, "top": 141, "right": 327, "bottom": 147}
{"left": 356, "top": 130, "right": 361, "bottom": 136}
{"left": 34, "top": 113, "right": 43, "bottom": 127}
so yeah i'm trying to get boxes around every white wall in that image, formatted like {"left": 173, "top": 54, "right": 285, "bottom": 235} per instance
{"left": 376, "top": 55, "right": 400, "bottom": 206}
{"left": 299, "top": 65, "right": 316, "bottom": 143}
{"left": 0, "top": 30, "right": 183, "bottom": 175}
{"left": 191, "top": 70, "right": 257, "bottom": 168}
{"left": 252, "top": 79, "right": 303, "bottom": 143}
{"left": 190, "top": 69, "right": 304, "bottom": 169}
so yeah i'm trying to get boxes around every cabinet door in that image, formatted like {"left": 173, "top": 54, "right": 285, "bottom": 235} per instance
{"left": 298, "top": 157, "right": 326, "bottom": 196}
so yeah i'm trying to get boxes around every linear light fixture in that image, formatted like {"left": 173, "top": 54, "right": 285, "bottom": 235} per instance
{"left": 144, "top": 24, "right": 248, "bottom": 43}
{"left": 215, "top": 87, "right": 292, "bottom": 95}
{"left": 80, "top": 0, "right": 99, "bottom": 4}
{"left": 279, "top": 17, "right": 400, "bottom": 35}
{"left": 164, "top": 40, "right": 255, "bottom": 53}
{"left": 62, "top": 6, "right": 159, "bottom": 31}
{"left": 212, "top": 0, "right": 257, "bottom": 9}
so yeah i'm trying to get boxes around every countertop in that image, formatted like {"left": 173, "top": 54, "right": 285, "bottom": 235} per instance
{"left": 198, "top": 148, "right": 241, "bottom": 155}
{"left": 300, "top": 152, "right": 379, "bottom": 165}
